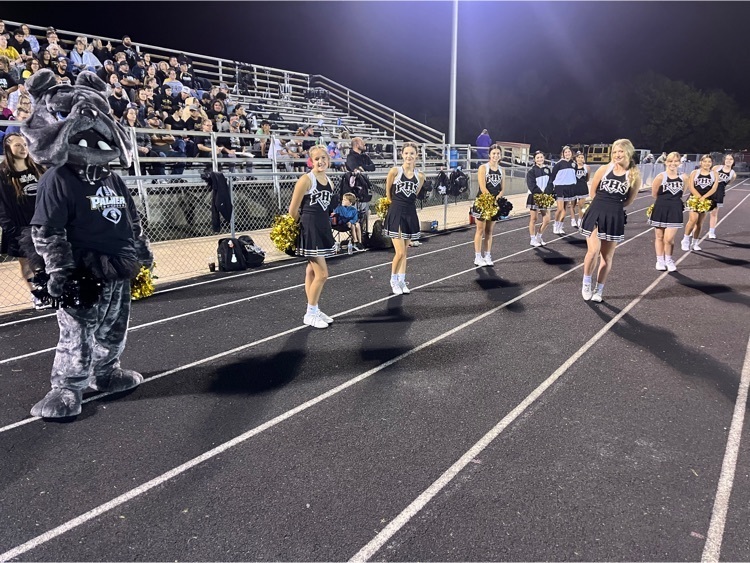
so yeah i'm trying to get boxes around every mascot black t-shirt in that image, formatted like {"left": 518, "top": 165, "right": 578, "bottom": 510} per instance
{"left": 32, "top": 165, "right": 137, "bottom": 259}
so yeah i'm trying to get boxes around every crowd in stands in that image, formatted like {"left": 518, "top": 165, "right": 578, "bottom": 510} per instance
{"left": 0, "top": 20, "right": 359, "bottom": 176}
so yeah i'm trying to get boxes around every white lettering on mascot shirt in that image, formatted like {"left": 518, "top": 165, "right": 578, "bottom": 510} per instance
{"left": 87, "top": 185, "right": 127, "bottom": 224}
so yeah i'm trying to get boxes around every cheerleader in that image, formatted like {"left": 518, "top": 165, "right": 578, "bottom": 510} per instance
{"left": 470, "top": 143, "right": 504, "bottom": 266}
{"left": 384, "top": 142, "right": 425, "bottom": 295}
{"left": 680, "top": 154, "right": 718, "bottom": 252}
{"left": 0, "top": 133, "right": 46, "bottom": 308}
{"left": 708, "top": 153, "right": 736, "bottom": 239}
{"left": 572, "top": 151, "right": 589, "bottom": 226}
{"left": 580, "top": 139, "right": 642, "bottom": 302}
{"left": 648, "top": 152, "right": 687, "bottom": 272}
{"left": 551, "top": 146, "right": 577, "bottom": 234}
{"left": 525, "top": 150, "right": 552, "bottom": 247}
{"left": 288, "top": 145, "right": 337, "bottom": 329}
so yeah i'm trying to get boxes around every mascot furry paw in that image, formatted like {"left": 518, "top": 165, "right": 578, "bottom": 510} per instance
{"left": 22, "top": 69, "right": 153, "bottom": 419}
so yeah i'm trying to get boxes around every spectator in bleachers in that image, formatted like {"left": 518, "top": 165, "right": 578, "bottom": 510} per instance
{"left": 164, "top": 104, "right": 186, "bottom": 131}
{"left": 155, "top": 60, "right": 169, "bottom": 83}
{"left": 178, "top": 60, "right": 194, "bottom": 90}
{"left": 345, "top": 136, "right": 375, "bottom": 173}
{"left": 19, "top": 25, "right": 39, "bottom": 54}
{"left": 38, "top": 48, "right": 54, "bottom": 70}
{"left": 254, "top": 119, "right": 271, "bottom": 157}
{"left": 115, "top": 35, "right": 138, "bottom": 67}
{"left": 91, "top": 38, "right": 113, "bottom": 63}
{"left": 337, "top": 130, "right": 351, "bottom": 159}
{"left": 0, "top": 56, "right": 19, "bottom": 94}
{"left": 183, "top": 104, "right": 204, "bottom": 132}
{"left": 0, "top": 20, "right": 7, "bottom": 39}
{"left": 476, "top": 128, "right": 492, "bottom": 160}
{"left": 21, "top": 57, "right": 40, "bottom": 81}
{"left": 196, "top": 118, "right": 215, "bottom": 161}
{"left": 96, "top": 58, "right": 116, "bottom": 82}
{"left": 121, "top": 105, "right": 161, "bottom": 176}
{"left": 154, "top": 82, "right": 174, "bottom": 116}
{"left": 232, "top": 104, "right": 251, "bottom": 132}
{"left": 116, "top": 59, "right": 140, "bottom": 95}
{"left": 4, "top": 105, "right": 30, "bottom": 135}
{"left": 150, "top": 115, "right": 186, "bottom": 176}
{"left": 52, "top": 56, "right": 73, "bottom": 84}
{"left": 131, "top": 55, "right": 147, "bottom": 83}
{"left": 301, "top": 124, "right": 317, "bottom": 162}
{"left": 39, "top": 29, "right": 66, "bottom": 57}
{"left": 134, "top": 87, "right": 154, "bottom": 121}
{"left": 104, "top": 72, "right": 120, "bottom": 96}
{"left": 108, "top": 81, "right": 128, "bottom": 119}
{"left": 206, "top": 99, "right": 227, "bottom": 127}
{"left": 144, "top": 63, "right": 157, "bottom": 85}
{"left": 168, "top": 55, "right": 179, "bottom": 71}
{"left": 68, "top": 39, "right": 101, "bottom": 75}
{"left": 9, "top": 28, "right": 33, "bottom": 65}
{"left": 1, "top": 90, "right": 13, "bottom": 128}
{"left": 0, "top": 35, "right": 22, "bottom": 72}
{"left": 287, "top": 128, "right": 305, "bottom": 172}
{"left": 163, "top": 68, "right": 183, "bottom": 95}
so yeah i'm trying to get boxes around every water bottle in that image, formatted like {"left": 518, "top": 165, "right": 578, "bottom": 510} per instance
{"left": 347, "top": 241, "right": 353, "bottom": 255}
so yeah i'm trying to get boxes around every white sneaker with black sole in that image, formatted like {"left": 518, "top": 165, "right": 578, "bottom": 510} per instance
{"left": 666, "top": 260, "right": 677, "bottom": 272}
{"left": 582, "top": 284, "right": 593, "bottom": 301}
{"left": 474, "top": 256, "right": 486, "bottom": 266}
{"left": 692, "top": 242, "right": 702, "bottom": 251}
{"left": 680, "top": 238, "right": 691, "bottom": 251}
{"left": 655, "top": 260, "right": 667, "bottom": 271}
{"left": 591, "top": 291, "right": 603, "bottom": 303}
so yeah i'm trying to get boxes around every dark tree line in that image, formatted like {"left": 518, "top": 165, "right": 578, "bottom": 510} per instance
{"left": 425, "top": 71, "right": 750, "bottom": 154}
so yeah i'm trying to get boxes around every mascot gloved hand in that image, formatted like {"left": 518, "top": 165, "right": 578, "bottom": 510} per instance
{"left": 22, "top": 69, "right": 150, "bottom": 419}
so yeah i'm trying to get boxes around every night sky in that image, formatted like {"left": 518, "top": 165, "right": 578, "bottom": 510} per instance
{"left": 4, "top": 1, "right": 748, "bottom": 147}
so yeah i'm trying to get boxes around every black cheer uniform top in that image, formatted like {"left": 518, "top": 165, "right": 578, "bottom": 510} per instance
{"left": 656, "top": 174, "right": 685, "bottom": 202}
{"left": 692, "top": 171, "right": 716, "bottom": 197}
{"left": 391, "top": 167, "right": 421, "bottom": 206}
{"left": 482, "top": 165, "right": 503, "bottom": 197}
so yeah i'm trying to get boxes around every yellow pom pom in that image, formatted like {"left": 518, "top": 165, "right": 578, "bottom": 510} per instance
{"left": 270, "top": 214, "right": 300, "bottom": 255}
{"left": 131, "top": 265, "right": 155, "bottom": 300}
{"left": 533, "top": 193, "right": 556, "bottom": 209}
{"left": 375, "top": 197, "right": 391, "bottom": 220}
{"left": 646, "top": 204, "right": 654, "bottom": 218}
{"left": 474, "top": 192, "right": 499, "bottom": 221}
{"left": 686, "top": 196, "right": 712, "bottom": 213}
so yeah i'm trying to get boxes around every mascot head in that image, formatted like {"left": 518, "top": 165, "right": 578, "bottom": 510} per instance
{"left": 21, "top": 69, "right": 133, "bottom": 169}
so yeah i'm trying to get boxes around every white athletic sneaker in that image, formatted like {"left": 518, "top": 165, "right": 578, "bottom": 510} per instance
{"left": 303, "top": 312, "right": 329, "bottom": 329}
{"left": 692, "top": 242, "right": 702, "bottom": 251}
{"left": 571, "top": 218, "right": 578, "bottom": 228}
{"left": 666, "top": 260, "right": 677, "bottom": 272}
{"left": 537, "top": 235, "right": 547, "bottom": 246}
{"left": 474, "top": 256, "right": 486, "bottom": 266}
{"left": 582, "top": 284, "right": 593, "bottom": 301}
{"left": 708, "top": 232, "right": 716, "bottom": 239}
{"left": 318, "top": 311, "right": 334, "bottom": 323}
{"left": 591, "top": 291, "right": 603, "bottom": 303}
{"left": 655, "top": 260, "right": 667, "bottom": 271}
{"left": 400, "top": 280, "right": 411, "bottom": 294}
{"left": 680, "top": 238, "right": 691, "bottom": 251}
{"left": 557, "top": 227, "right": 566, "bottom": 235}
{"left": 483, "top": 255, "right": 494, "bottom": 266}
{"left": 391, "top": 281, "right": 403, "bottom": 295}
{"left": 530, "top": 237, "right": 541, "bottom": 247}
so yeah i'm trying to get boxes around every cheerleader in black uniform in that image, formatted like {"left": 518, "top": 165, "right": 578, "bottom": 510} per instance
{"left": 580, "top": 139, "right": 642, "bottom": 302}
{"left": 525, "top": 150, "right": 552, "bottom": 247}
{"left": 470, "top": 143, "right": 504, "bottom": 266}
{"left": 551, "top": 146, "right": 577, "bottom": 234}
{"left": 288, "top": 145, "right": 337, "bottom": 329}
{"left": 680, "top": 154, "right": 718, "bottom": 252}
{"left": 648, "top": 152, "right": 687, "bottom": 272}
{"left": 708, "top": 153, "right": 736, "bottom": 239}
{"left": 0, "top": 133, "right": 47, "bottom": 308}
{"left": 384, "top": 142, "right": 424, "bottom": 295}
{"left": 572, "top": 151, "right": 589, "bottom": 227}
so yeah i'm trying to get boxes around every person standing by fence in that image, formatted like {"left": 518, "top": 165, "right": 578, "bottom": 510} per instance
{"left": 579, "top": 138, "right": 642, "bottom": 302}
{"left": 288, "top": 145, "right": 337, "bottom": 329}
{"left": 383, "top": 142, "right": 424, "bottom": 295}
{"left": 0, "top": 133, "right": 47, "bottom": 308}
{"left": 475, "top": 129, "right": 492, "bottom": 162}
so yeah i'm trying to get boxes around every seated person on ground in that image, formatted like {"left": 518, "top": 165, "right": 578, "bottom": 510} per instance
{"left": 332, "top": 192, "right": 363, "bottom": 250}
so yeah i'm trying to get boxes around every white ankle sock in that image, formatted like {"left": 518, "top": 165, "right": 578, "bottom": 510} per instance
{"left": 583, "top": 275, "right": 592, "bottom": 286}
{"left": 595, "top": 283, "right": 604, "bottom": 293}
{"left": 307, "top": 304, "right": 319, "bottom": 315}
{"left": 665, "top": 255, "right": 673, "bottom": 262}
{"left": 475, "top": 252, "right": 482, "bottom": 260}
{"left": 391, "top": 274, "right": 398, "bottom": 283}
{"left": 397, "top": 273, "right": 405, "bottom": 283}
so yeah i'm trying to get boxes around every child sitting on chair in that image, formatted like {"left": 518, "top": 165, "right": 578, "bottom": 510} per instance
{"left": 332, "top": 192, "right": 363, "bottom": 250}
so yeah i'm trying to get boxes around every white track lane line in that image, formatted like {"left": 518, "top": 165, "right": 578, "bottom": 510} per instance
{"left": 0, "top": 224, "right": 666, "bottom": 561}
{"left": 0, "top": 191, "right": 659, "bottom": 331}
{"left": 2, "top": 193, "right": 747, "bottom": 560}
{"left": 701, "top": 335, "right": 750, "bottom": 563}
{"left": 350, "top": 191, "right": 750, "bottom": 562}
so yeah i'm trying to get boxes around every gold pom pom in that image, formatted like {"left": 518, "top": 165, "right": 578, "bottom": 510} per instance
{"left": 270, "top": 214, "right": 300, "bottom": 255}
{"left": 533, "top": 193, "right": 556, "bottom": 209}
{"left": 474, "top": 192, "right": 499, "bottom": 221}
{"left": 685, "top": 196, "right": 712, "bottom": 213}
{"left": 131, "top": 265, "right": 155, "bottom": 300}
{"left": 646, "top": 204, "right": 654, "bottom": 218}
{"left": 375, "top": 197, "right": 391, "bottom": 220}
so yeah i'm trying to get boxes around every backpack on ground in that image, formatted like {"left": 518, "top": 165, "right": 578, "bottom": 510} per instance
{"left": 368, "top": 219, "right": 393, "bottom": 249}
{"left": 217, "top": 238, "right": 247, "bottom": 271}
{"left": 237, "top": 235, "right": 265, "bottom": 267}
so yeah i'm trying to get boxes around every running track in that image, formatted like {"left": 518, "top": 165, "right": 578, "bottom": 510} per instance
{"left": 0, "top": 185, "right": 749, "bottom": 562}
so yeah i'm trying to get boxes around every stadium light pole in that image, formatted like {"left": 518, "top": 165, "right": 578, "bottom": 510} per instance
{"left": 448, "top": 0, "right": 458, "bottom": 145}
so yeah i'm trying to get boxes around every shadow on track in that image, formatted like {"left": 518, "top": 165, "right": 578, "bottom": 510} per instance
{"left": 671, "top": 272, "right": 750, "bottom": 308}
{"left": 474, "top": 267, "right": 525, "bottom": 313}
{"left": 591, "top": 302, "right": 741, "bottom": 402}
{"left": 356, "top": 296, "right": 415, "bottom": 363}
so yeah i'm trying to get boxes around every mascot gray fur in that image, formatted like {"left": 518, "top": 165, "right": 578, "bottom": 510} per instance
{"left": 22, "top": 69, "right": 153, "bottom": 418}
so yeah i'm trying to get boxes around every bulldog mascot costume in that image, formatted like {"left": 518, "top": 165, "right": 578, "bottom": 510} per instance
{"left": 21, "top": 69, "right": 153, "bottom": 418}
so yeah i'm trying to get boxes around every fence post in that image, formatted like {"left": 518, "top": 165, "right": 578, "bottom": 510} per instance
{"left": 126, "top": 128, "right": 151, "bottom": 224}
{"left": 228, "top": 175, "right": 236, "bottom": 238}
{"left": 270, "top": 134, "right": 282, "bottom": 208}
{"left": 218, "top": 61, "right": 224, "bottom": 86}
{"left": 210, "top": 132, "right": 219, "bottom": 172}
{"left": 443, "top": 194, "right": 448, "bottom": 232}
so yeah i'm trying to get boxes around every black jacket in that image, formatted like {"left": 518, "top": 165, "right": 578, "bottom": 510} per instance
{"left": 204, "top": 171, "right": 233, "bottom": 232}
{"left": 345, "top": 150, "right": 375, "bottom": 173}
